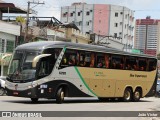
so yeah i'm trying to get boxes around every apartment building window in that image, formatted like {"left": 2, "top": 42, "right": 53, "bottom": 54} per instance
{"left": 86, "top": 11, "right": 90, "bottom": 15}
{"left": 70, "top": 13, "right": 73, "bottom": 17}
{"left": 86, "top": 21, "right": 90, "bottom": 26}
{"left": 114, "top": 23, "right": 118, "bottom": 27}
{"left": 63, "top": 12, "right": 68, "bottom": 17}
{"left": 119, "top": 32, "right": 122, "bottom": 37}
{"left": 115, "top": 12, "right": 118, "bottom": 17}
{"left": 6, "top": 40, "right": 14, "bottom": 53}
{"left": 78, "top": 12, "right": 81, "bottom": 16}
{"left": 114, "top": 33, "right": 117, "bottom": 38}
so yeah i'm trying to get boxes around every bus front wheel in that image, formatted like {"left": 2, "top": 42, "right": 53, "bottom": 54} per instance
{"left": 0, "top": 87, "right": 5, "bottom": 96}
{"left": 56, "top": 88, "right": 65, "bottom": 104}
{"left": 31, "top": 98, "right": 38, "bottom": 103}
{"left": 123, "top": 88, "right": 132, "bottom": 102}
{"left": 132, "top": 89, "right": 141, "bottom": 102}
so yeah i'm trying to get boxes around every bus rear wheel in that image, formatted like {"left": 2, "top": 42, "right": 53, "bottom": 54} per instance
{"left": 123, "top": 88, "right": 132, "bottom": 102}
{"left": 31, "top": 98, "right": 38, "bottom": 103}
{"left": 132, "top": 89, "right": 141, "bottom": 102}
{"left": 56, "top": 88, "right": 65, "bottom": 104}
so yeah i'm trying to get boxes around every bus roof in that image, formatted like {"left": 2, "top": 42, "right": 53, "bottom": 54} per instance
{"left": 16, "top": 41, "right": 157, "bottom": 59}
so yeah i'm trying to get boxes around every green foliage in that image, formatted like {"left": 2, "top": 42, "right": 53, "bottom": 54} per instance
{"left": 16, "top": 16, "right": 26, "bottom": 23}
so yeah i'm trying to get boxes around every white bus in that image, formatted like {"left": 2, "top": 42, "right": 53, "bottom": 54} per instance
{"left": 6, "top": 41, "right": 157, "bottom": 103}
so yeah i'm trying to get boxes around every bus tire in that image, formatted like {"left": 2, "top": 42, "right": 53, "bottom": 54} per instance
{"left": 0, "top": 87, "right": 5, "bottom": 96}
{"left": 56, "top": 88, "right": 65, "bottom": 104}
{"left": 31, "top": 98, "right": 38, "bottom": 103}
{"left": 132, "top": 89, "right": 141, "bottom": 102}
{"left": 123, "top": 88, "right": 132, "bottom": 102}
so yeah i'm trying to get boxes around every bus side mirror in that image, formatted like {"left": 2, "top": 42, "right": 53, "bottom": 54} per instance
{"left": 32, "top": 54, "right": 51, "bottom": 68}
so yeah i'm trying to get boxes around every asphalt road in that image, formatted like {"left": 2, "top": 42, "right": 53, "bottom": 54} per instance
{"left": 0, "top": 96, "right": 160, "bottom": 120}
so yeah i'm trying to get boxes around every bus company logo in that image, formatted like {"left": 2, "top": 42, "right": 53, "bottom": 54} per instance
{"left": 59, "top": 71, "right": 66, "bottom": 75}
{"left": 15, "top": 84, "right": 18, "bottom": 90}
{"left": 94, "top": 72, "right": 106, "bottom": 77}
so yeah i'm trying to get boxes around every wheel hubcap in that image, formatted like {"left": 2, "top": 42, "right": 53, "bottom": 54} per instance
{"left": 0, "top": 89, "right": 4, "bottom": 95}
{"left": 125, "top": 91, "right": 130, "bottom": 100}
{"left": 61, "top": 91, "right": 64, "bottom": 100}
{"left": 135, "top": 91, "right": 140, "bottom": 99}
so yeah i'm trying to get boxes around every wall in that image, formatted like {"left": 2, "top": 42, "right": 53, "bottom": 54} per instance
{"left": 67, "top": 28, "right": 90, "bottom": 44}
{"left": 61, "top": 3, "right": 94, "bottom": 34}
{"left": 110, "top": 5, "right": 134, "bottom": 47}
{"left": 0, "top": 20, "right": 20, "bottom": 36}
{"left": 0, "top": 32, "right": 16, "bottom": 53}
{"left": 134, "top": 25, "right": 146, "bottom": 50}
{"left": 93, "top": 4, "right": 109, "bottom": 35}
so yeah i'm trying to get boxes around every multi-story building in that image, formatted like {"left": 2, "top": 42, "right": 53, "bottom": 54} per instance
{"left": 0, "top": 1, "right": 26, "bottom": 76}
{"left": 134, "top": 16, "right": 160, "bottom": 56}
{"left": 61, "top": 3, "right": 134, "bottom": 50}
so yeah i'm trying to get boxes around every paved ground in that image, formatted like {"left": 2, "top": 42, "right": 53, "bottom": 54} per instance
{"left": 0, "top": 96, "right": 160, "bottom": 120}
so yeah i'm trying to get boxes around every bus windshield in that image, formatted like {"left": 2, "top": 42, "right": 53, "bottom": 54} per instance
{"left": 8, "top": 50, "right": 39, "bottom": 81}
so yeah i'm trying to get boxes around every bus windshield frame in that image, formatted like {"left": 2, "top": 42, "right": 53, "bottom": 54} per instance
{"left": 8, "top": 50, "right": 40, "bottom": 82}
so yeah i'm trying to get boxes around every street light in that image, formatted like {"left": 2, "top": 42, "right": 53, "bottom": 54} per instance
{"left": 1, "top": 54, "right": 12, "bottom": 77}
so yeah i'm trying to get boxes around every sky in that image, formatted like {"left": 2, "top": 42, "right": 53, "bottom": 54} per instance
{"left": 3, "top": 0, "right": 160, "bottom": 20}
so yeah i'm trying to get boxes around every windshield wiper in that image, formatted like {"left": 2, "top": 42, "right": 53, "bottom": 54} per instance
{"left": 8, "top": 67, "right": 20, "bottom": 80}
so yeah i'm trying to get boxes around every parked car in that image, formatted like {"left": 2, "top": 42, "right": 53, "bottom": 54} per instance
{"left": 0, "top": 76, "right": 6, "bottom": 96}
{"left": 156, "top": 79, "right": 160, "bottom": 97}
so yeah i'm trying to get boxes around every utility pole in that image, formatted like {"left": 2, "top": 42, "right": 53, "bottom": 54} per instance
{"left": 25, "top": 0, "right": 45, "bottom": 43}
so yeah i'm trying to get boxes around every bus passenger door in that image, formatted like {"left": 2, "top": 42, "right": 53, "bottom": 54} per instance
{"left": 34, "top": 55, "right": 53, "bottom": 98}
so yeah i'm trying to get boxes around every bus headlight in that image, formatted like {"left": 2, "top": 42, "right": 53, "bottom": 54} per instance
{"left": 31, "top": 82, "right": 38, "bottom": 87}
{"left": 28, "top": 85, "right": 32, "bottom": 89}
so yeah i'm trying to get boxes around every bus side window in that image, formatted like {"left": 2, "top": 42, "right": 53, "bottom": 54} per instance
{"left": 148, "top": 59, "right": 157, "bottom": 71}
{"left": 96, "top": 53, "right": 105, "bottom": 68}
{"left": 111, "top": 55, "right": 124, "bottom": 69}
{"left": 79, "top": 53, "right": 85, "bottom": 67}
{"left": 60, "top": 49, "right": 77, "bottom": 68}
{"left": 68, "top": 55, "right": 76, "bottom": 66}
{"left": 125, "top": 57, "right": 137, "bottom": 70}
{"left": 138, "top": 58, "right": 146, "bottom": 71}
{"left": 78, "top": 51, "right": 92, "bottom": 67}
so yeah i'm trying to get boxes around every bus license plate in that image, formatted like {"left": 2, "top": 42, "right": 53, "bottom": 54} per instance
{"left": 13, "top": 92, "right": 19, "bottom": 95}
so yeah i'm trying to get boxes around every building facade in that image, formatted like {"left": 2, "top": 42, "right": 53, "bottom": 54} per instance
{"left": 61, "top": 3, "right": 134, "bottom": 50}
{"left": 0, "top": 20, "right": 20, "bottom": 76}
{"left": 134, "top": 16, "right": 160, "bottom": 56}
